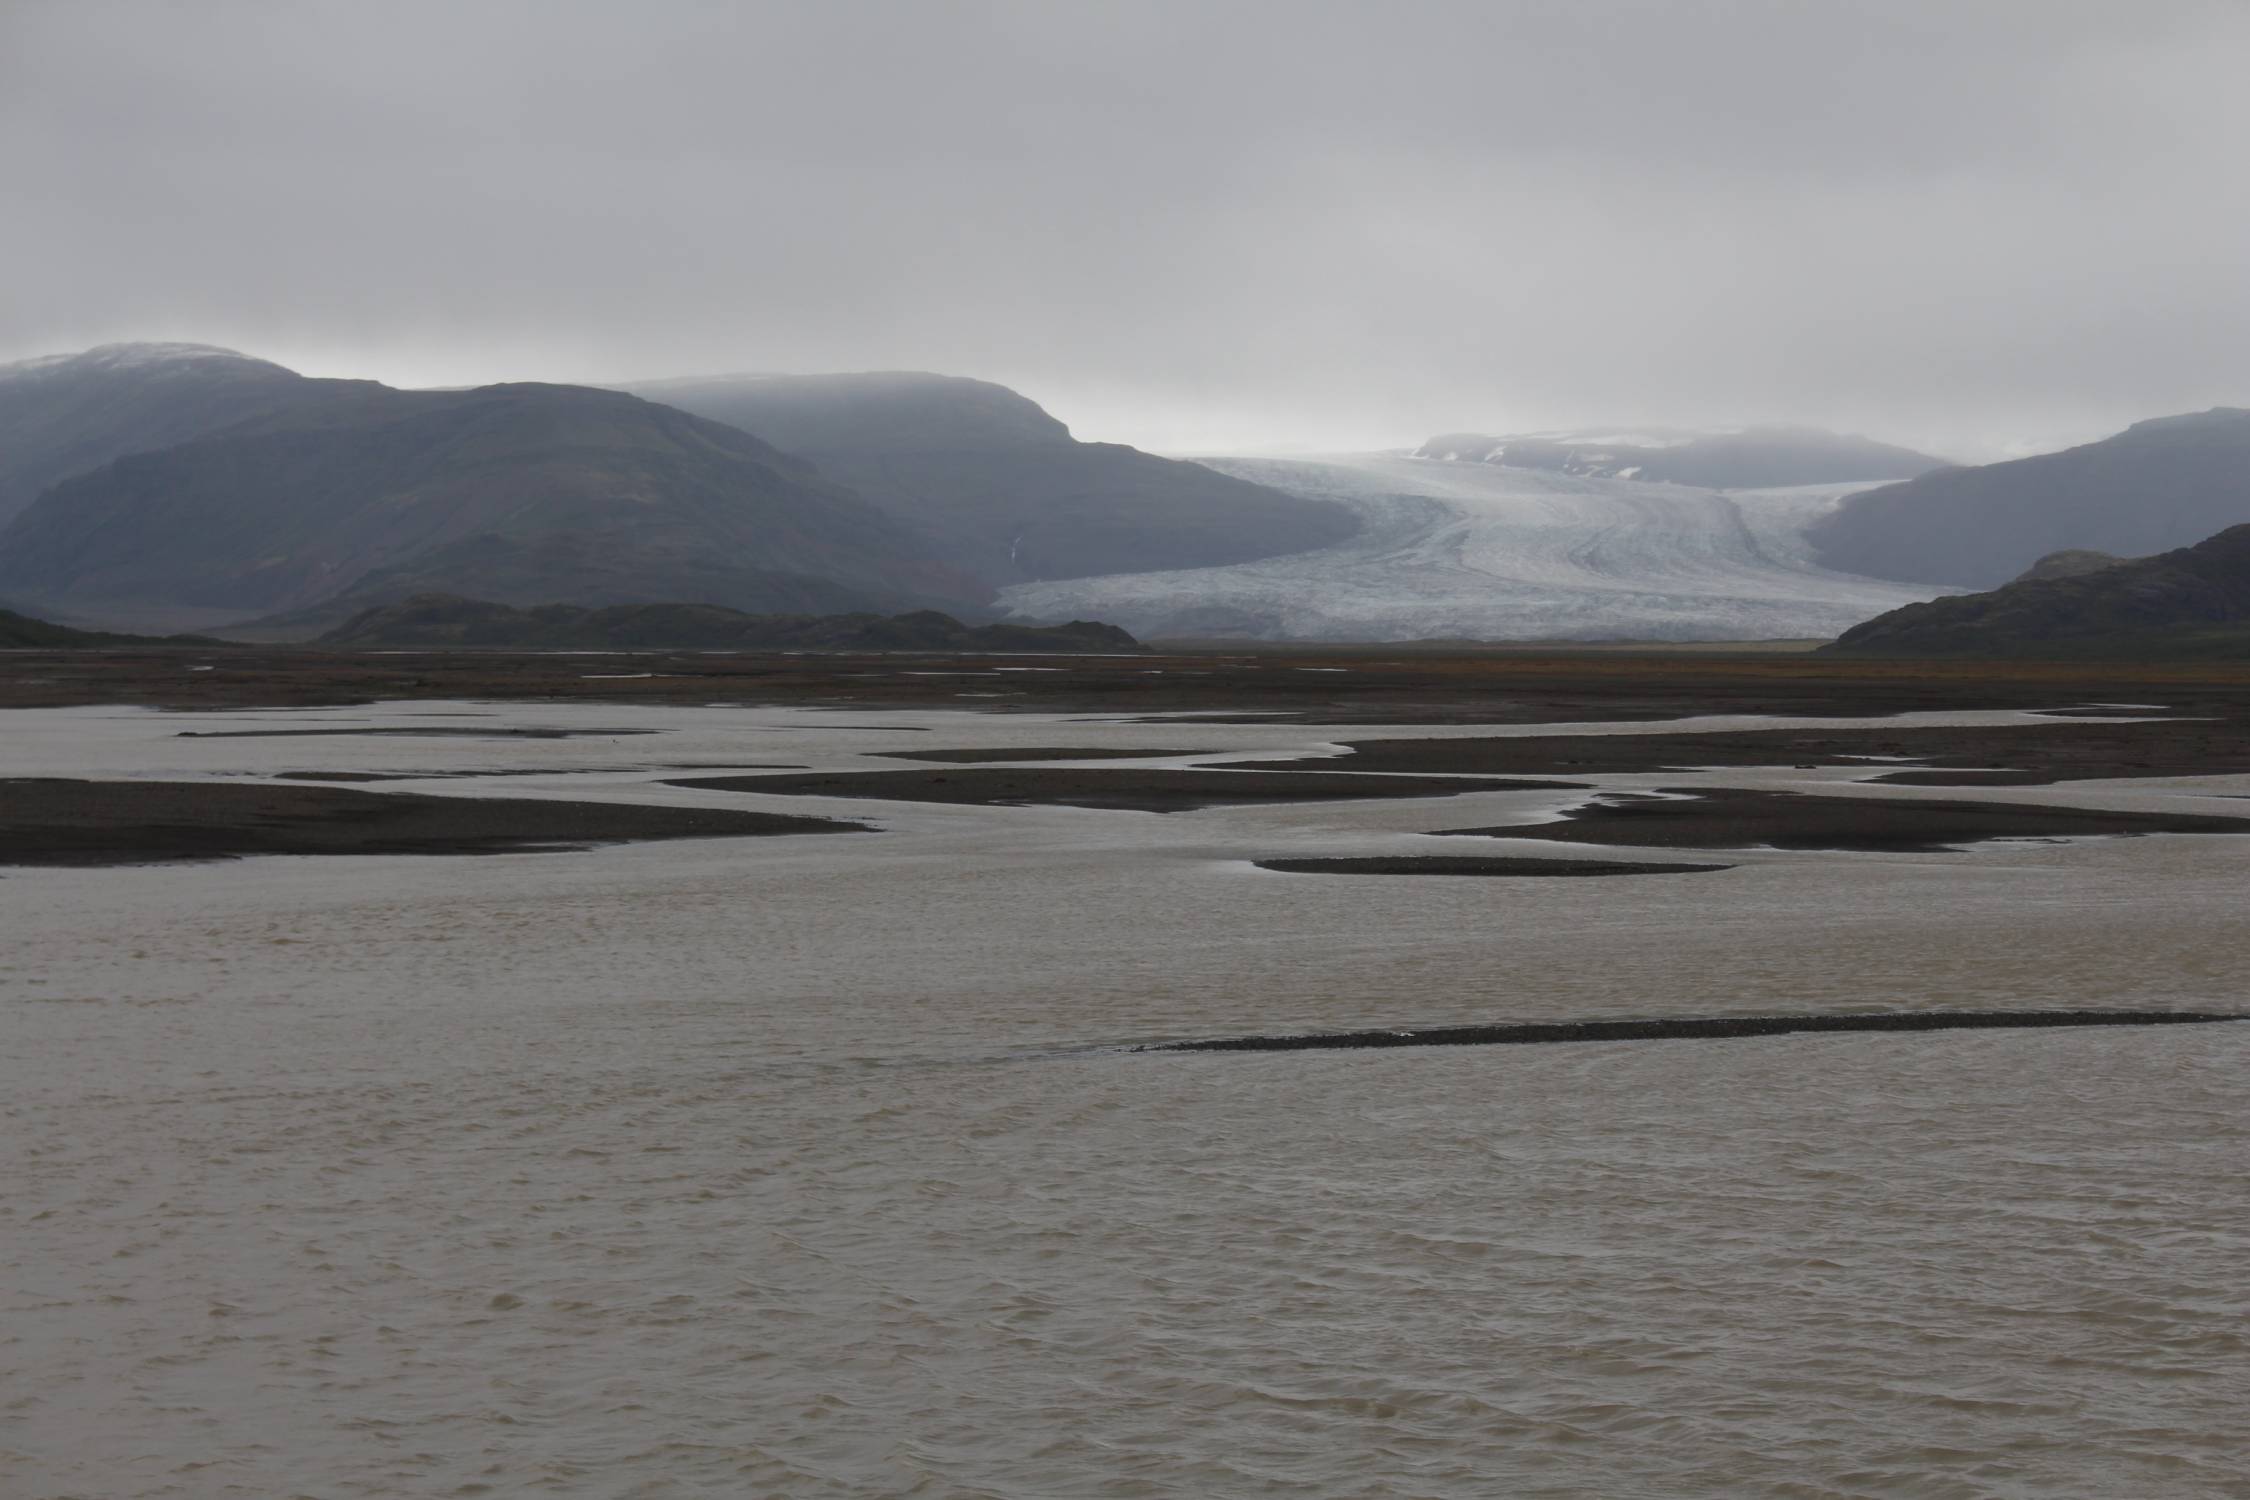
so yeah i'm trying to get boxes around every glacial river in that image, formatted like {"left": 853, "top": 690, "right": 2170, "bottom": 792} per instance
{"left": 6, "top": 701, "right": 2248, "bottom": 1497}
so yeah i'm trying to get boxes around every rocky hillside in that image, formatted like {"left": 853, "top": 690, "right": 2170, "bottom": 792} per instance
{"left": 1413, "top": 426, "right": 1945, "bottom": 490}
{"left": 1807, "top": 408, "right": 2250, "bottom": 587}
{"left": 317, "top": 593, "right": 1140, "bottom": 651}
{"left": 0, "top": 342, "right": 332, "bottom": 530}
{"left": 2009, "top": 549, "right": 2129, "bottom": 584}
{"left": 0, "top": 378, "right": 985, "bottom": 633}
{"left": 1825, "top": 522, "right": 2250, "bottom": 657}
{"left": 621, "top": 371, "right": 1361, "bottom": 584}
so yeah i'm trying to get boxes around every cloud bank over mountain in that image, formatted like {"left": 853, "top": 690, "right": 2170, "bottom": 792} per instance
{"left": 5, "top": 1, "right": 2247, "bottom": 457}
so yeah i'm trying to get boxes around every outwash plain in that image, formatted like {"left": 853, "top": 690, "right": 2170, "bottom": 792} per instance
{"left": 7, "top": 643, "right": 2250, "bottom": 1497}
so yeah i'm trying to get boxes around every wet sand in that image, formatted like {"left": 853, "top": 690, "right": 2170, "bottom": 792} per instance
{"left": 0, "top": 778, "right": 864, "bottom": 866}
{"left": 669, "top": 766, "right": 1579, "bottom": 812}
{"left": 1254, "top": 856, "right": 1731, "bottom": 877}
{"left": 1439, "top": 787, "right": 2250, "bottom": 853}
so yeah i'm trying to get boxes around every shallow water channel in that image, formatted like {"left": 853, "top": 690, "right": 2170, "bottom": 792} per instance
{"left": 7, "top": 700, "right": 2248, "bottom": 1497}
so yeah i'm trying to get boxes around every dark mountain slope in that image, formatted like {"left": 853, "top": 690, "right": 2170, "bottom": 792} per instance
{"left": 0, "top": 342, "right": 339, "bottom": 530}
{"left": 635, "top": 370, "right": 1074, "bottom": 454}
{"left": 621, "top": 371, "right": 1360, "bottom": 584}
{"left": 1825, "top": 522, "right": 2250, "bottom": 658}
{"left": 317, "top": 593, "right": 1139, "bottom": 651}
{"left": 0, "top": 381, "right": 985, "bottom": 631}
{"left": 241, "top": 531, "right": 900, "bottom": 638}
{"left": 2010, "top": 549, "right": 2129, "bottom": 584}
{"left": 0, "top": 605, "right": 210, "bottom": 648}
{"left": 1413, "top": 426, "right": 1946, "bottom": 489}
{"left": 1807, "top": 409, "right": 2250, "bottom": 588}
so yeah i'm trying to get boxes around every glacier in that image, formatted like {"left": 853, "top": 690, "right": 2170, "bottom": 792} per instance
{"left": 997, "top": 453, "right": 1958, "bottom": 642}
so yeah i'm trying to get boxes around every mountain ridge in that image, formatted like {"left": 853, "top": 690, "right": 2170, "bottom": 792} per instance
{"left": 1807, "top": 408, "right": 2250, "bottom": 587}
{"left": 1825, "top": 523, "right": 2250, "bottom": 657}
{"left": 0, "top": 342, "right": 329, "bottom": 530}
{"left": 0, "top": 376, "right": 986, "bottom": 633}
{"left": 620, "top": 370, "right": 1361, "bottom": 585}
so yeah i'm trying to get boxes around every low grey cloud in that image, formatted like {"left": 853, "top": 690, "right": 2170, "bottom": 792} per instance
{"left": 5, "top": 0, "right": 2246, "bottom": 457}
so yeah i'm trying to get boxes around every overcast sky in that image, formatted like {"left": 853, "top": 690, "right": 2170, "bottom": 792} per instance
{"left": 5, "top": 0, "right": 2247, "bottom": 458}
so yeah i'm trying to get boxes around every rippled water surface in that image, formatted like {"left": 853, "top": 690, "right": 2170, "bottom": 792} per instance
{"left": 7, "top": 702, "right": 2249, "bottom": 1497}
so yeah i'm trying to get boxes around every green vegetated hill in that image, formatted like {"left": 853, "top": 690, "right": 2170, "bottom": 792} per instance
{"left": 1825, "top": 523, "right": 2250, "bottom": 657}
{"left": 619, "top": 371, "right": 1362, "bottom": 584}
{"left": 316, "top": 593, "right": 1140, "bottom": 652}
{"left": 1808, "top": 409, "right": 2250, "bottom": 588}
{"left": 0, "top": 375, "right": 986, "bottom": 633}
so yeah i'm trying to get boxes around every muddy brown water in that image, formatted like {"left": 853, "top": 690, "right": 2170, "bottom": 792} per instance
{"left": 6, "top": 699, "right": 2250, "bottom": 1497}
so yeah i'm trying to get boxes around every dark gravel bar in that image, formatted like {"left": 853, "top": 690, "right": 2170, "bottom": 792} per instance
{"left": 878, "top": 746, "right": 1214, "bottom": 763}
{"left": 1227, "top": 714, "right": 2250, "bottom": 786}
{"left": 1144, "top": 1010, "right": 2250, "bottom": 1052}
{"left": 1437, "top": 786, "right": 2250, "bottom": 853}
{"left": 669, "top": 766, "right": 1580, "bottom": 812}
{"left": 1254, "top": 856, "right": 1731, "bottom": 877}
{"left": 0, "top": 777, "right": 866, "bottom": 866}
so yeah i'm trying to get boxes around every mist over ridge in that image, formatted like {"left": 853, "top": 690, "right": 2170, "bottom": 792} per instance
{"left": 6, "top": 335, "right": 2247, "bottom": 647}
{"left": 7, "top": 1, "right": 2248, "bottom": 459}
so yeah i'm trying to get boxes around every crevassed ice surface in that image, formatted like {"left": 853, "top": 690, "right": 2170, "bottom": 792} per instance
{"left": 7, "top": 701, "right": 2250, "bottom": 1498}
{"left": 999, "top": 455, "right": 1956, "bottom": 640}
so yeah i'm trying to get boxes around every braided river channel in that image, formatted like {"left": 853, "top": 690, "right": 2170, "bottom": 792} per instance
{"left": 6, "top": 699, "right": 2249, "bottom": 1497}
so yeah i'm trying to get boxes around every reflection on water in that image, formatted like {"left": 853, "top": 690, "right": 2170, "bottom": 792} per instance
{"left": 6, "top": 702, "right": 2249, "bottom": 1496}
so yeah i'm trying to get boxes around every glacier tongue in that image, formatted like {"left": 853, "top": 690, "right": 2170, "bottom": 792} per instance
{"left": 997, "top": 454, "right": 1958, "bottom": 642}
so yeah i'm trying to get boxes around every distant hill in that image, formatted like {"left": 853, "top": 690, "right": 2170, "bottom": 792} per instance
{"left": 633, "top": 370, "right": 1074, "bottom": 454}
{"left": 1825, "top": 522, "right": 2250, "bottom": 657}
{"left": 0, "top": 604, "right": 207, "bottom": 648}
{"left": 619, "top": 371, "right": 1361, "bottom": 584}
{"left": 1412, "top": 426, "right": 1946, "bottom": 490}
{"left": 0, "top": 378, "right": 986, "bottom": 633}
{"left": 0, "top": 342, "right": 333, "bottom": 530}
{"left": 1807, "top": 408, "right": 2250, "bottom": 588}
{"left": 317, "top": 593, "right": 1140, "bottom": 652}
{"left": 2009, "top": 549, "right": 2129, "bottom": 585}
{"left": 231, "top": 532, "right": 925, "bottom": 642}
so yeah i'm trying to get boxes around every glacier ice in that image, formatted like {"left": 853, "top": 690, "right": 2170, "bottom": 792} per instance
{"left": 997, "top": 454, "right": 1957, "bottom": 642}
